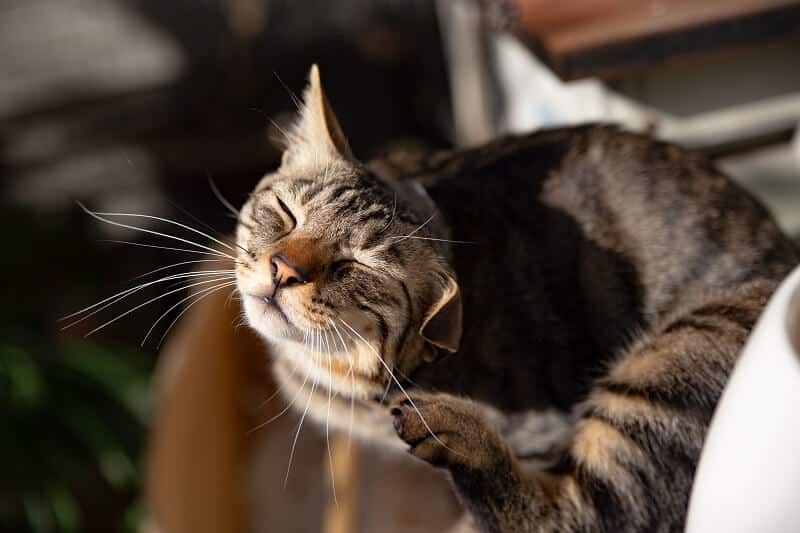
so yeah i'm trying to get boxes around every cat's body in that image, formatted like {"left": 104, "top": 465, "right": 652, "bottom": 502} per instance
{"left": 235, "top": 67, "right": 798, "bottom": 532}
{"left": 379, "top": 126, "right": 798, "bottom": 532}
{"left": 395, "top": 123, "right": 797, "bottom": 412}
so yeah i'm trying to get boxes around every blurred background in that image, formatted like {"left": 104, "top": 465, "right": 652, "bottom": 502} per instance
{"left": 2, "top": 1, "right": 799, "bottom": 532}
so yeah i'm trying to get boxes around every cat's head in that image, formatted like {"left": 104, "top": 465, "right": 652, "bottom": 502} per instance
{"left": 236, "top": 65, "right": 461, "bottom": 400}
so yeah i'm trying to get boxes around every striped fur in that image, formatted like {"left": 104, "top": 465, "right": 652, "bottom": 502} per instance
{"left": 389, "top": 283, "right": 775, "bottom": 532}
{"left": 235, "top": 67, "right": 461, "bottom": 424}
{"left": 237, "top": 67, "right": 799, "bottom": 531}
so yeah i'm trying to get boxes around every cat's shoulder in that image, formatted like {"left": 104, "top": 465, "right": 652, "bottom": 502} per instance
{"left": 369, "top": 124, "right": 702, "bottom": 186}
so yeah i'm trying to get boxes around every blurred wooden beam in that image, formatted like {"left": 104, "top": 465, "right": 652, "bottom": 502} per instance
{"left": 322, "top": 434, "right": 361, "bottom": 533}
{"left": 511, "top": 0, "right": 800, "bottom": 80}
{"left": 146, "top": 285, "right": 267, "bottom": 533}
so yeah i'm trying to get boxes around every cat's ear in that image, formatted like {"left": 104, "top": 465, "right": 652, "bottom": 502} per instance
{"left": 420, "top": 275, "right": 463, "bottom": 354}
{"left": 282, "top": 64, "right": 352, "bottom": 167}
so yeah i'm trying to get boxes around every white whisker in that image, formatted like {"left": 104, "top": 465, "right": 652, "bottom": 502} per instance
{"left": 133, "top": 259, "right": 238, "bottom": 281}
{"left": 82, "top": 276, "right": 235, "bottom": 337}
{"left": 256, "top": 331, "right": 307, "bottom": 409}
{"left": 268, "top": 118, "right": 292, "bottom": 147}
{"left": 141, "top": 279, "right": 236, "bottom": 347}
{"left": 285, "top": 340, "right": 320, "bottom": 488}
{"left": 60, "top": 270, "right": 236, "bottom": 326}
{"left": 77, "top": 202, "right": 237, "bottom": 260}
{"left": 224, "top": 285, "right": 237, "bottom": 308}
{"left": 380, "top": 377, "right": 392, "bottom": 404}
{"left": 248, "top": 356, "right": 311, "bottom": 434}
{"left": 156, "top": 283, "right": 238, "bottom": 349}
{"left": 329, "top": 320, "right": 356, "bottom": 451}
{"left": 170, "top": 198, "right": 250, "bottom": 257}
{"left": 98, "top": 239, "right": 233, "bottom": 259}
{"left": 88, "top": 205, "right": 237, "bottom": 253}
{"left": 394, "top": 236, "right": 474, "bottom": 245}
{"left": 208, "top": 176, "right": 241, "bottom": 217}
{"left": 323, "top": 329, "right": 338, "bottom": 507}
{"left": 338, "top": 318, "right": 464, "bottom": 457}
{"left": 389, "top": 211, "right": 436, "bottom": 243}
{"left": 273, "top": 71, "right": 303, "bottom": 110}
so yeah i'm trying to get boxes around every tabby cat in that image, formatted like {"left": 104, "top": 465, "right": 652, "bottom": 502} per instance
{"left": 234, "top": 65, "right": 799, "bottom": 532}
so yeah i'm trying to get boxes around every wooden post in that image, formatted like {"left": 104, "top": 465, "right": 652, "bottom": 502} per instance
{"left": 146, "top": 286, "right": 260, "bottom": 533}
{"left": 322, "top": 434, "right": 361, "bottom": 533}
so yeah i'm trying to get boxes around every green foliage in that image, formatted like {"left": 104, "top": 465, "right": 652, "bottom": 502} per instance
{"left": 0, "top": 334, "right": 152, "bottom": 533}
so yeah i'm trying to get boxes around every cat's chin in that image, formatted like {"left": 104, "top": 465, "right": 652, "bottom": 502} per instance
{"left": 241, "top": 293, "right": 303, "bottom": 341}
{"left": 242, "top": 295, "right": 386, "bottom": 398}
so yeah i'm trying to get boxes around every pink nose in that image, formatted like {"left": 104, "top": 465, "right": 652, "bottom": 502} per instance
{"left": 269, "top": 253, "right": 307, "bottom": 288}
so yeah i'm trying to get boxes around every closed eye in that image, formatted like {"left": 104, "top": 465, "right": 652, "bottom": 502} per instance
{"left": 329, "top": 258, "right": 376, "bottom": 280}
{"left": 330, "top": 258, "right": 354, "bottom": 273}
{"left": 275, "top": 195, "right": 297, "bottom": 228}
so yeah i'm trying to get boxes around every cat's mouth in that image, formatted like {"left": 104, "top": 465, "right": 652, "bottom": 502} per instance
{"left": 245, "top": 292, "right": 290, "bottom": 323}
{"left": 240, "top": 286, "right": 389, "bottom": 398}
{"left": 241, "top": 291, "right": 303, "bottom": 340}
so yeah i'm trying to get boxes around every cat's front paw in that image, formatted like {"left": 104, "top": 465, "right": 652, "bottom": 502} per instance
{"left": 389, "top": 392, "right": 507, "bottom": 471}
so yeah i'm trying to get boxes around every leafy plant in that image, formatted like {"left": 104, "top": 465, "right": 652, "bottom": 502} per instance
{"left": 0, "top": 334, "right": 151, "bottom": 533}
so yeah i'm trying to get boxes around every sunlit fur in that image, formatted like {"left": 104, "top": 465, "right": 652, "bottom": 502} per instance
{"left": 232, "top": 66, "right": 799, "bottom": 532}
{"left": 69, "top": 65, "right": 799, "bottom": 532}
{"left": 235, "top": 71, "right": 455, "bottom": 439}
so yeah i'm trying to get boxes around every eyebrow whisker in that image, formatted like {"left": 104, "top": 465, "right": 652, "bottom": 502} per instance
{"left": 77, "top": 202, "right": 237, "bottom": 259}
{"left": 97, "top": 240, "right": 233, "bottom": 259}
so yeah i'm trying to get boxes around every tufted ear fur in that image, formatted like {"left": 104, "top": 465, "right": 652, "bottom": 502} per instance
{"left": 420, "top": 275, "right": 463, "bottom": 354}
{"left": 281, "top": 64, "right": 352, "bottom": 168}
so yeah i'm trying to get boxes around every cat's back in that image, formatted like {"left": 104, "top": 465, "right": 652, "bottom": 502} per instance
{"left": 422, "top": 125, "right": 798, "bottom": 317}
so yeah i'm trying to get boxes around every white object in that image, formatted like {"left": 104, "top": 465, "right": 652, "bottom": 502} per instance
{"left": 686, "top": 265, "right": 800, "bottom": 532}
{"left": 489, "top": 33, "right": 800, "bottom": 150}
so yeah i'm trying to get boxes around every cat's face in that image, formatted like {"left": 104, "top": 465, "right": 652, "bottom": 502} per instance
{"left": 235, "top": 66, "right": 461, "bottom": 401}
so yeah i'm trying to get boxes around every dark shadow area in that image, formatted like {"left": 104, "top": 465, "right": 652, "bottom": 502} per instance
{"left": 0, "top": 1, "right": 450, "bottom": 530}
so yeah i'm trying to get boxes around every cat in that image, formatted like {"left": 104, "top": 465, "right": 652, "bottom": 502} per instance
{"left": 234, "top": 65, "right": 799, "bottom": 532}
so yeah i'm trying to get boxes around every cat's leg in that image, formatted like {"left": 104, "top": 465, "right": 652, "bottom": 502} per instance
{"left": 390, "top": 282, "right": 773, "bottom": 533}
{"left": 390, "top": 391, "right": 543, "bottom": 532}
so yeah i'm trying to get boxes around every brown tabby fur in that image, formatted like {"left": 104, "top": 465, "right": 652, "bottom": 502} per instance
{"left": 235, "top": 66, "right": 799, "bottom": 532}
